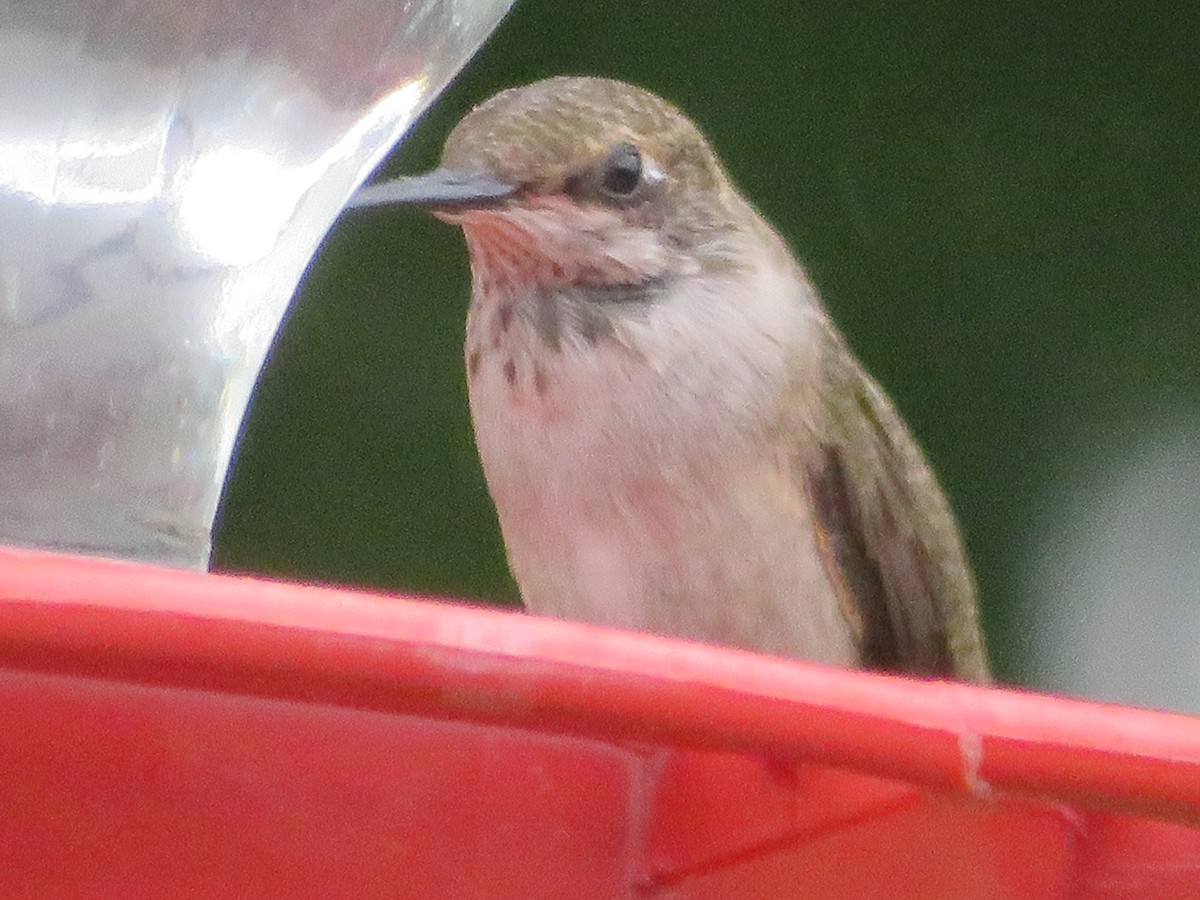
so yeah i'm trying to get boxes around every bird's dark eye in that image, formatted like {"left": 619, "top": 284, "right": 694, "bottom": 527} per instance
{"left": 600, "top": 143, "right": 643, "bottom": 197}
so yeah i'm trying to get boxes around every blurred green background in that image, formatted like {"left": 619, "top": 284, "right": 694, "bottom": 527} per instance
{"left": 215, "top": 1, "right": 1199, "bottom": 704}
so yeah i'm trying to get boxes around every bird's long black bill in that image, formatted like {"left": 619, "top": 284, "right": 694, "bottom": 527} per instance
{"left": 348, "top": 169, "right": 517, "bottom": 212}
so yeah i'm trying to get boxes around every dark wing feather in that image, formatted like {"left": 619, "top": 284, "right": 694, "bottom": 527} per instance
{"left": 802, "top": 331, "right": 990, "bottom": 682}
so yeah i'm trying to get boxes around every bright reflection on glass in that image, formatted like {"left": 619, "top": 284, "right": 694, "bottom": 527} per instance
{"left": 0, "top": 2, "right": 513, "bottom": 569}
{"left": 177, "top": 80, "right": 425, "bottom": 267}
{"left": 178, "top": 148, "right": 299, "bottom": 265}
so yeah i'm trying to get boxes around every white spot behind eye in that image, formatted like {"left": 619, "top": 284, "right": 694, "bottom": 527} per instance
{"left": 643, "top": 159, "right": 666, "bottom": 186}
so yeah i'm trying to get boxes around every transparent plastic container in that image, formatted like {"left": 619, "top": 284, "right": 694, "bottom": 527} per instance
{"left": 0, "top": 0, "right": 512, "bottom": 568}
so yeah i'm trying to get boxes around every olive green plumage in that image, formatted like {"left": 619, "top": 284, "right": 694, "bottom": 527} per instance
{"left": 360, "top": 76, "right": 989, "bottom": 682}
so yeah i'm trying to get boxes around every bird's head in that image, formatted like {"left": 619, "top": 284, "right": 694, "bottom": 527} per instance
{"left": 352, "top": 76, "right": 756, "bottom": 299}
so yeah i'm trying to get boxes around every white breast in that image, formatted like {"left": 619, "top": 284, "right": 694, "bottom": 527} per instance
{"left": 464, "top": 260, "right": 860, "bottom": 665}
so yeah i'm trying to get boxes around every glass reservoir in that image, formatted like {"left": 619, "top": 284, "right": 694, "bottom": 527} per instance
{"left": 0, "top": 0, "right": 513, "bottom": 568}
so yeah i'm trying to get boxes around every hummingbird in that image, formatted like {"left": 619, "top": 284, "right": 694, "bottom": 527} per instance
{"left": 352, "top": 76, "right": 989, "bottom": 682}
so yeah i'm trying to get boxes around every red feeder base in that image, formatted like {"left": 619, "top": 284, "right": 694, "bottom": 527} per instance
{"left": 1, "top": 548, "right": 1198, "bottom": 897}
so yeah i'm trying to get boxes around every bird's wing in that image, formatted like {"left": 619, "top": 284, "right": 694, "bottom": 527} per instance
{"left": 796, "top": 330, "right": 990, "bottom": 682}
